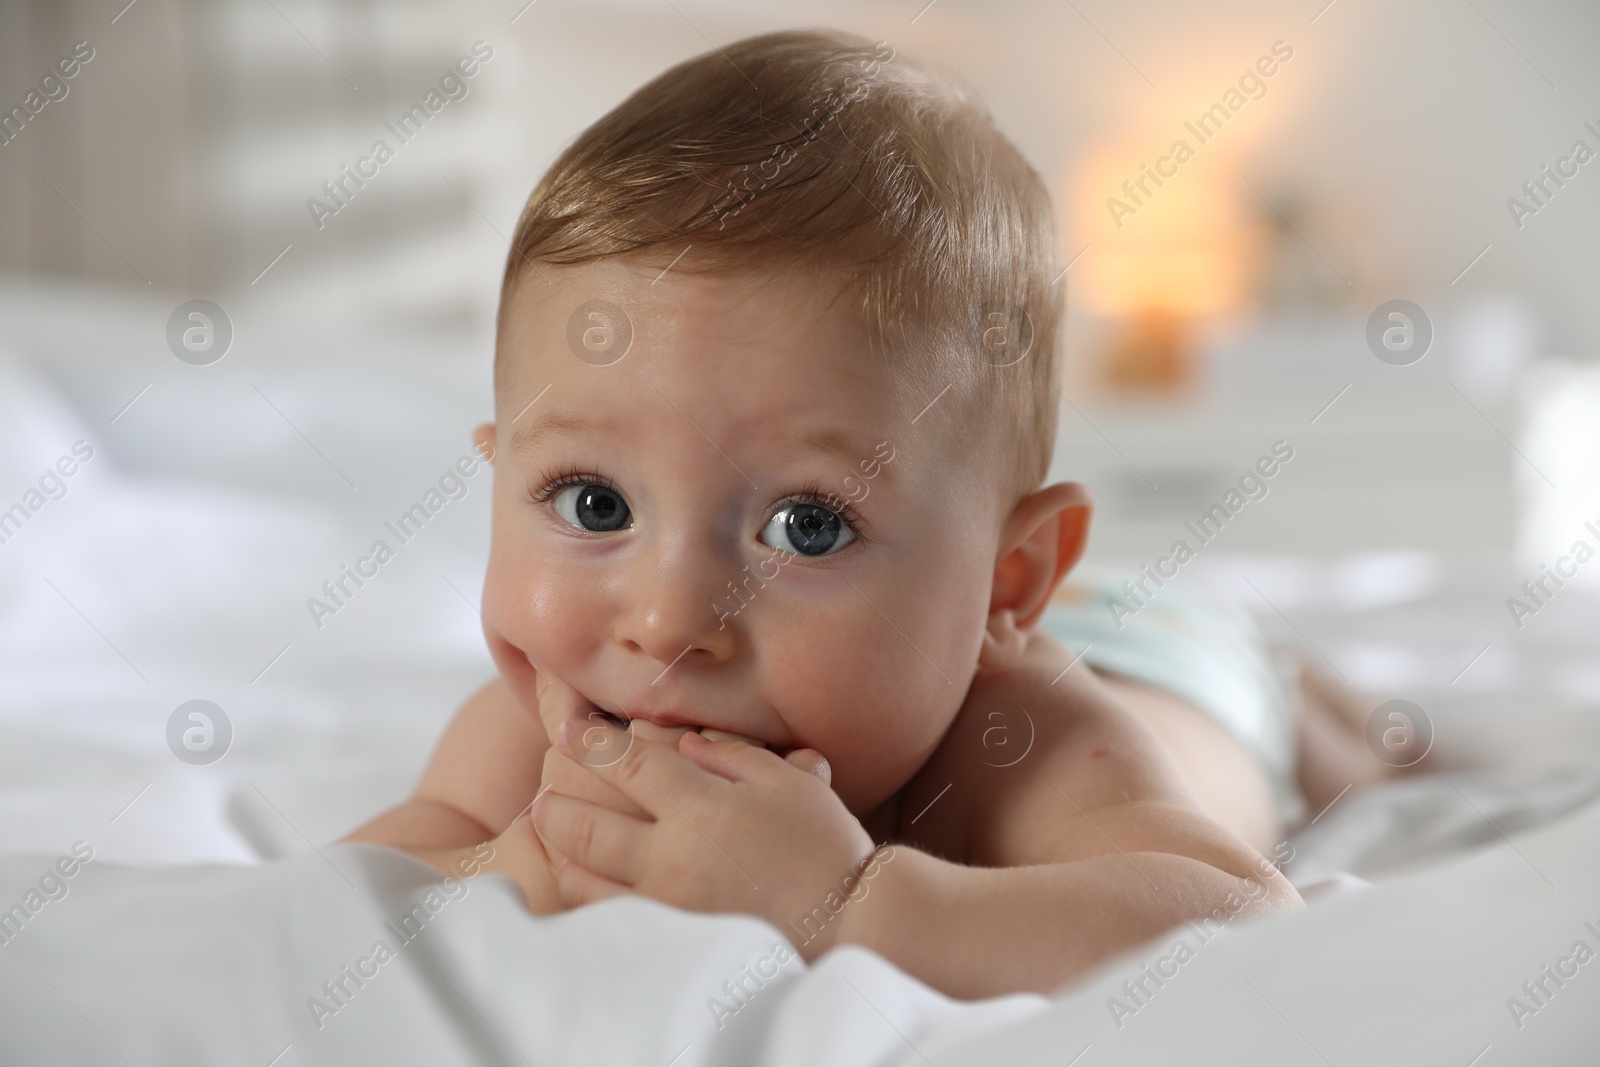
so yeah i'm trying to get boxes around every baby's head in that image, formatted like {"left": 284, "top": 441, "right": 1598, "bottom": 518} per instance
{"left": 475, "top": 29, "right": 1088, "bottom": 820}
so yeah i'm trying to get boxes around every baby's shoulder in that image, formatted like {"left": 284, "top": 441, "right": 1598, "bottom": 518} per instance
{"left": 414, "top": 674, "right": 551, "bottom": 837}
{"left": 893, "top": 634, "right": 1187, "bottom": 868}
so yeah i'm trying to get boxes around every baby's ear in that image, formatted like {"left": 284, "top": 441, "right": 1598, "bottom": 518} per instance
{"left": 982, "top": 482, "right": 1092, "bottom": 669}
{"left": 472, "top": 423, "right": 497, "bottom": 464}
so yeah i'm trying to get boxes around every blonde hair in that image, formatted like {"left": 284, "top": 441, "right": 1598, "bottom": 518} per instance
{"left": 499, "top": 28, "right": 1063, "bottom": 504}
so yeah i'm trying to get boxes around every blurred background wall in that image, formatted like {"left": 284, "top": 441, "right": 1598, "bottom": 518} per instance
{"left": 2, "top": 0, "right": 1597, "bottom": 563}
{"left": 3, "top": 0, "right": 1596, "bottom": 332}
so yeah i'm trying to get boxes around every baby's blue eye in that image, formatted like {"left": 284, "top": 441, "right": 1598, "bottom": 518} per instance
{"left": 553, "top": 483, "right": 631, "bottom": 532}
{"left": 761, "top": 502, "right": 854, "bottom": 557}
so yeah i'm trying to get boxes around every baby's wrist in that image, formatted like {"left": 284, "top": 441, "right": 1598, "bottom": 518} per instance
{"left": 480, "top": 815, "right": 565, "bottom": 914}
{"left": 795, "top": 843, "right": 918, "bottom": 962}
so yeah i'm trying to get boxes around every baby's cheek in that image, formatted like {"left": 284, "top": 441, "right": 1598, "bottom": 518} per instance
{"left": 821, "top": 684, "right": 953, "bottom": 814}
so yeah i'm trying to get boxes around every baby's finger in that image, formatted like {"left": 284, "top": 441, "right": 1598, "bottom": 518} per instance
{"left": 784, "top": 748, "right": 832, "bottom": 786}
{"left": 533, "top": 667, "right": 589, "bottom": 724}
{"left": 679, "top": 729, "right": 788, "bottom": 783}
{"left": 555, "top": 857, "right": 630, "bottom": 909}
{"left": 533, "top": 791, "right": 650, "bottom": 886}
{"left": 557, "top": 719, "right": 716, "bottom": 816}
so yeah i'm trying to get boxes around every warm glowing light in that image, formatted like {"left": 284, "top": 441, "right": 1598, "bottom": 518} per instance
{"left": 1070, "top": 142, "right": 1258, "bottom": 317}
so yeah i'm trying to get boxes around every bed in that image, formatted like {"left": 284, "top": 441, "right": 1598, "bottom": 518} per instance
{"left": 2, "top": 281, "right": 1597, "bottom": 1063}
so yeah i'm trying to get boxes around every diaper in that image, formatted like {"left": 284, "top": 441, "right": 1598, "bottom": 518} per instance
{"left": 1038, "top": 569, "right": 1307, "bottom": 828}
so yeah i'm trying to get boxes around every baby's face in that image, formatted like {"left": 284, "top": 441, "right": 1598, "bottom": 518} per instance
{"left": 482, "top": 257, "right": 1002, "bottom": 817}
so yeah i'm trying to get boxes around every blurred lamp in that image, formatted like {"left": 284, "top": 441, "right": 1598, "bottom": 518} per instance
{"left": 1072, "top": 145, "right": 1258, "bottom": 395}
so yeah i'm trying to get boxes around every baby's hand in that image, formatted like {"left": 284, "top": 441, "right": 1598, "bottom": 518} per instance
{"left": 531, "top": 668, "right": 656, "bottom": 823}
{"left": 532, "top": 719, "right": 875, "bottom": 958}
{"left": 474, "top": 808, "right": 565, "bottom": 915}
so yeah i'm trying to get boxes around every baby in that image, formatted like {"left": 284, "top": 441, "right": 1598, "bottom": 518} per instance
{"left": 345, "top": 28, "right": 1312, "bottom": 999}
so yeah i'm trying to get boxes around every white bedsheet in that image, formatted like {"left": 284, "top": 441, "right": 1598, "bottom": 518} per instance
{"left": 1, "top": 793, "right": 1596, "bottom": 1065}
{"left": 0, "top": 844, "right": 1043, "bottom": 1066}
{"left": 4, "top": 287, "right": 1599, "bottom": 1062}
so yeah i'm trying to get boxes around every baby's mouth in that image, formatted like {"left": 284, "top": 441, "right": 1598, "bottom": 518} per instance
{"left": 571, "top": 699, "right": 770, "bottom": 750}
{"left": 587, "top": 706, "right": 630, "bottom": 730}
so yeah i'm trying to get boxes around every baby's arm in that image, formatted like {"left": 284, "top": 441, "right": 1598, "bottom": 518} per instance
{"left": 531, "top": 626, "right": 1301, "bottom": 999}
{"left": 845, "top": 629, "right": 1302, "bottom": 997}
{"left": 342, "top": 677, "right": 561, "bottom": 909}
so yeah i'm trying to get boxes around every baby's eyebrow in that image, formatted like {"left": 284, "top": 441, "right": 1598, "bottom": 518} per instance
{"left": 511, "top": 409, "right": 894, "bottom": 486}
{"left": 795, "top": 426, "right": 896, "bottom": 485}
{"left": 509, "top": 411, "right": 620, "bottom": 456}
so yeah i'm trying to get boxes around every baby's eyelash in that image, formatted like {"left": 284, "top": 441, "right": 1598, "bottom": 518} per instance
{"left": 525, "top": 469, "right": 869, "bottom": 540}
{"left": 775, "top": 479, "right": 870, "bottom": 540}
{"left": 526, "top": 464, "right": 617, "bottom": 505}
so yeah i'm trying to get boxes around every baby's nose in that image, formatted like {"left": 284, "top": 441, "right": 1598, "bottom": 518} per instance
{"left": 612, "top": 548, "right": 738, "bottom": 667}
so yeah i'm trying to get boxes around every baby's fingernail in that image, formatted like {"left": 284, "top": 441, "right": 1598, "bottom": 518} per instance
{"left": 557, "top": 856, "right": 569, "bottom": 871}
{"left": 811, "top": 755, "right": 832, "bottom": 786}
{"left": 556, "top": 720, "right": 571, "bottom": 750}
